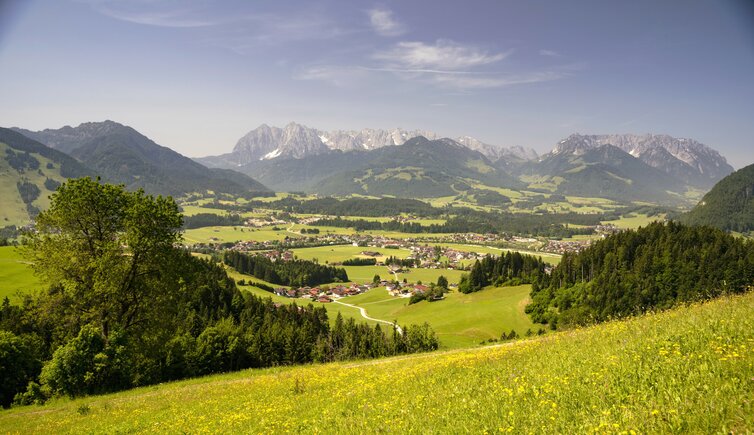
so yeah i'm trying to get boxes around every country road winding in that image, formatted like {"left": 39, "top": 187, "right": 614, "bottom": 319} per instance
{"left": 332, "top": 300, "right": 403, "bottom": 335}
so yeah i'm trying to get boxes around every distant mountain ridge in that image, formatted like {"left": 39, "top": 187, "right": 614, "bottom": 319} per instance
{"left": 527, "top": 142, "right": 690, "bottom": 203}
{"left": 196, "top": 122, "right": 539, "bottom": 167}
{"left": 232, "top": 136, "right": 522, "bottom": 196}
{"left": 551, "top": 134, "right": 733, "bottom": 188}
{"left": 12, "top": 121, "right": 269, "bottom": 197}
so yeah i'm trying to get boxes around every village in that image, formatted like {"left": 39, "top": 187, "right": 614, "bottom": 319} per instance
{"left": 270, "top": 278, "right": 454, "bottom": 303}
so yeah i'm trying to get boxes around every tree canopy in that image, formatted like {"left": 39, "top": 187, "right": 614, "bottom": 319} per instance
{"left": 24, "top": 177, "right": 183, "bottom": 339}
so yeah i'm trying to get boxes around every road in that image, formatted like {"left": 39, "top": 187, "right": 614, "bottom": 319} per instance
{"left": 333, "top": 300, "right": 403, "bottom": 335}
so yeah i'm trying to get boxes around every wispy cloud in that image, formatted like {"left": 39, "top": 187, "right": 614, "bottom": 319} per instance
{"left": 432, "top": 71, "right": 564, "bottom": 89}
{"left": 293, "top": 65, "right": 372, "bottom": 87}
{"left": 368, "top": 7, "right": 405, "bottom": 37}
{"left": 204, "top": 14, "right": 348, "bottom": 53}
{"left": 85, "top": 0, "right": 221, "bottom": 28}
{"left": 373, "top": 40, "right": 510, "bottom": 70}
{"left": 538, "top": 49, "right": 562, "bottom": 57}
{"left": 84, "top": 0, "right": 349, "bottom": 51}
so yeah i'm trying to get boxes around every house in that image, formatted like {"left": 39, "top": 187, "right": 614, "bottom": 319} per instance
{"left": 317, "top": 295, "right": 332, "bottom": 303}
{"left": 274, "top": 288, "right": 287, "bottom": 297}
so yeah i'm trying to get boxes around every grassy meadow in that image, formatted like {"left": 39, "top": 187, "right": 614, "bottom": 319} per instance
{"left": 2, "top": 292, "right": 751, "bottom": 433}
{"left": 345, "top": 284, "right": 537, "bottom": 348}
{"left": 0, "top": 246, "right": 41, "bottom": 302}
{"left": 602, "top": 212, "right": 666, "bottom": 229}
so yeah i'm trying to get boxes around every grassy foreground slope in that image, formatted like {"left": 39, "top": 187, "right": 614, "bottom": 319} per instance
{"left": 2, "top": 293, "right": 752, "bottom": 433}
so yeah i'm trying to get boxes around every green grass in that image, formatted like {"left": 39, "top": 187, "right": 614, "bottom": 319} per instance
{"left": 0, "top": 142, "right": 69, "bottom": 227}
{"left": 602, "top": 213, "right": 665, "bottom": 229}
{"left": 430, "top": 242, "right": 562, "bottom": 265}
{"left": 3, "top": 292, "right": 751, "bottom": 433}
{"left": 182, "top": 226, "right": 299, "bottom": 244}
{"left": 346, "top": 285, "right": 537, "bottom": 348}
{"left": 290, "top": 245, "right": 411, "bottom": 264}
{"left": 0, "top": 246, "right": 41, "bottom": 302}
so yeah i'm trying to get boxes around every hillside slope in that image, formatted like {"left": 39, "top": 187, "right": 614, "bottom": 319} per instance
{"left": 1, "top": 292, "right": 751, "bottom": 432}
{"left": 681, "top": 163, "right": 754, "bottom": 232}
{"left": 0, "top": 128, "right": 95, "bottom": 225}
{"left": 15, "top": 121, "right": 269, "bottom": 197}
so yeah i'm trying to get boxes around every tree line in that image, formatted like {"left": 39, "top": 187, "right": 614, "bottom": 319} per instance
{"left": 526, "top": 221, "right": 754, "bottom": 328}
{"left": 182, "top": 212, "right": 245, "bottom": 229}
{"left": 341, "top": 257, "right": 377, "bottom": 266}
{"left": 316, "top": 211, "right": 602, "bottom": 238}
{"left": 223, "top": 251, "right": 349, "bottom": 287}
{"left": 458, "top": 252, "right": 549, "bottom": 293}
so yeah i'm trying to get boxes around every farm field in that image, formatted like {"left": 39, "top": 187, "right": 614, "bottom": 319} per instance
{"left": 602, "top": 213, "right": 665, "bottom": 229}
{"left": 431, "top": 243, "right": 562, "bottom": 265}
{"left": 289, "top": 245, "right": 411, "bottom": 263}
{"left": 182, "top": 225, "right": 298, "bottom": 244}
{"left": 3, "top": 292, "right": 751, "bottom": 433}
{"left": 180, "top": 205, "right": 267, "bottom": 219}
{"left": 0, "top": 246, "right": 41, "bottom": 302}
{"left": 346, "top": 284, "right": 536, "bottom": 348}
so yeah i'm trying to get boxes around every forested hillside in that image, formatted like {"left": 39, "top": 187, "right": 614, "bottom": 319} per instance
{"left": 527, "top": 221, "right": 754, "bottom": 326}
{"left": 681, "top": 163, "right": 754, "bottom": 233}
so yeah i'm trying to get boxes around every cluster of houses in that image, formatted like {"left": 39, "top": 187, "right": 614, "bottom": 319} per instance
{"left": 273, "top": 283, "right": 372, "bottom": 303}
{"left": 407, "top": 245, "right": 481, "bottom": 269}
{"left": 260, "top": 250, "right": 294, "bottom": 262}
{"left": 245, "top": 217, "right": 288, "bottom": 228}
{"left": 386, "top": 282, "right": 429, "bottom": 298}
{"left": 543, "top": 239, "right": 592, "bottom": 254}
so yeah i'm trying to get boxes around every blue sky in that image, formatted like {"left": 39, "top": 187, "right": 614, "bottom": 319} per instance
{"left": 0, "top": 0, "right": 752, "bottom": 167}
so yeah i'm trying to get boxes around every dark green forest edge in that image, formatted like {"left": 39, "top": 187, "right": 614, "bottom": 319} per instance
{"left": 455, "top": 220, "right": 754, "bottom": 328}
{"left": 223, "top": 251, "right": 348, "bottom": 287}
{"left": 0, "top": 178, "right": 437, "bottom": 408}
{"left": 526, "top": 222, "right": 754, "bottom": 327}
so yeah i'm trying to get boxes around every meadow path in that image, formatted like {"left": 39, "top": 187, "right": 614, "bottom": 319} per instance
{"left": 333, "top": 300, "right": 403, "bottom": 335}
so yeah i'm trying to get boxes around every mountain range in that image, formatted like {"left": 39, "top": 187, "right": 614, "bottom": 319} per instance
{"left": 12, "top": 121, "right": 269, "bottom": 198}
{"left": 1, "top": 119, "right": 738, "bottom": 225}
{"left": 198, "top": 123, "right": 733, "bottom": 202}
{"left": 546, "top": 134, "right": 732, "bottom": 188}
{"left": 196, "top": 122, "right": 539, "bottom": 168}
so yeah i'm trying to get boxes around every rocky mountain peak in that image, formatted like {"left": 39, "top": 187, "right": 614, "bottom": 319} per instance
{"left": 551, "top": 133, "right": 734, "bottom": 187}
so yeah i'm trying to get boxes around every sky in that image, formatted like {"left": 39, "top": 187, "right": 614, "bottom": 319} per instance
{"left": 0, "top": 0, "right": 752, "bottom": 167}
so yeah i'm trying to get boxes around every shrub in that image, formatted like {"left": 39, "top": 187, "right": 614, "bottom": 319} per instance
{"left": 0, "top": 331, "right": 41, "bottom": 408}
{"left": 39, "top": 325, "right": 131, "bottom": 397}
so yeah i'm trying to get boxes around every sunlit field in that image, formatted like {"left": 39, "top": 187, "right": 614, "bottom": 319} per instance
{"left": 0, "top": 246, "right": 41, "bottom": 302}
{"left": 3, "top": 292, "right": 751, "bottom": 433}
